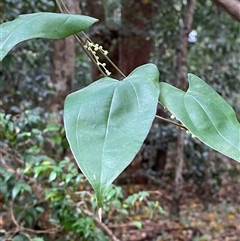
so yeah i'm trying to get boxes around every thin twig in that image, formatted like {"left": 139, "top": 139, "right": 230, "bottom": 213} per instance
{"left": 155, "top": 115, "right": 187, "bottom": 130}
{"left": 0, "top": 147, "right": 24, "bottom": 165}
{"left": 79, "top": 208, "right": 121, "bottom": 241}
{"left": 0, "top": 148, "right": 46, "bottom": 200}
{"left": 10, "top": 204, "right": 19, "bottom": 230}
{"left": 55, "top": 0, "right": 64, "bottom": 13}
{"left": 55, "top": 0, "right": 107, "bottom": 77}
{"left": 55, "top": 0, "right": 126, "bottom": 78}
{"left": 59, "top": 0, "right": 70, "bottom": 13}
{"left": 68, "top": 198, "right": 120, "bottom": 241}
{"left": 23, "top": 227, "right": 59, "bottom": 234}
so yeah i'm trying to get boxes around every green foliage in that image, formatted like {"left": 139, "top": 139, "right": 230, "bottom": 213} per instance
{"left": 64, "top": 64, "right": 160, "bottom": 207}
{"left": 150, "top": 0, "right": 240, "bottom": 188}
{"left": 102, "top": 185, "right": 165, "bottom": 221}
{"left": 0, "top": 109, "right": 167, "bottom": 241}
{"left": 1, "top": 109, "right": 165, "bottom": 241}
{"left": 159, "top": 74, "right": 240, "bottom": 161}
{"left": 0, "top": 12, "right": 97, "bottom": 60}
{"left": 190, "top": 0, "right": 240, "bottom": 94}
{"left": 1, "top": 10, "right": 239, "bottom": 209}
{"left": 64, "top": 61, "right": 239, "bottom": 203}
{"left": 0, "top": 110, "right": 109, "bottom": 240}
{"left": 1, "top": 1, "right": 56, "bottom": 106}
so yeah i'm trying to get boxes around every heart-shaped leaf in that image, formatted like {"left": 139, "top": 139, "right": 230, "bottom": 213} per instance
{"left": 0, "top": 12, "right": 98, "bottom": 61}
{"left": 64, "top": 64, "right": 160, "bottom": 207}
{"left": 159, "top": 74, "right": 240, "bottom": 161}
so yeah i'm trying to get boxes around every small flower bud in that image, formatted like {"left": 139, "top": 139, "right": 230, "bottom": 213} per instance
{"left": 164, "top": 107, "right": 168, "bottom": 113}
{"left": 103, "top": 50, "right": 108, "bottom": 56}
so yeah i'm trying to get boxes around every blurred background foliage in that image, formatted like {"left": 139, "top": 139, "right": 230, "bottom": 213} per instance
{"left": 0, "top": 0, "right": 240, "bottom": 240}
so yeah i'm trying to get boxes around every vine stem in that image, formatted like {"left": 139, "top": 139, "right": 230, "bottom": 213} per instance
{"left": 155, "top": 114, "right": 187, "bottom": 130}
{"left": 55, "top": 0, "right": 126, "bottom": 78}
{"left": 55, "top": 0, "right": 106, "bottom": 76}
{"left": 55, "top": 0, "right": 187, "bottom": 131}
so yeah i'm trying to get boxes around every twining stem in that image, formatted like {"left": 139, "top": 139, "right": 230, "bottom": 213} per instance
{"left": 55, "top": 0, "right": 126, "bottom": 78}
{"left": 55, "top": 0, "right": 107, "bottom": 76}
{"left": 155, "top": 115, "right": 187, "bottom": 130}
{"left": 57, "top": 0, "right": 69, "bottom": 13}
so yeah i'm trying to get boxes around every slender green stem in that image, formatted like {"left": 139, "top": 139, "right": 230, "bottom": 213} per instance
{"left": 56, "top": 0, "right": 70, "bottom": 13}
{"left": 55, "top": 0, "right": 106, "bottom": 77}
{"left": 55, "top": 0, "right": 126, "bottom": 78}
{"left": 155, "top": 115, "right": 187, "bottom": 130}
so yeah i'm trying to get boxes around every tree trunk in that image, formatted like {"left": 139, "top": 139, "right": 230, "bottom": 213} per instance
{"left": 170, "top": 0, "right": 196, "bottom": 218}
{"left": 211, "top": 0, "right": 240, "bottom": 22}
{"left": 50, "top": 0, "right": 80, "bottom": 112}
{"left": 0, "top": 1, "right": 3, "bottom": 23}
{"left": 87, "top": 0, "right": 160, "bottom": 79}
{"left": 119, "top": 0, "right": 160, "bottom": 76}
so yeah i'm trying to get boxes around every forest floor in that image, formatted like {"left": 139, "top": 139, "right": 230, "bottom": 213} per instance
{"left": 109, "top": 185, "right": 240, "bottom": 241}
{"left": 110, "top": 166, "right": 240, "bottom": 241}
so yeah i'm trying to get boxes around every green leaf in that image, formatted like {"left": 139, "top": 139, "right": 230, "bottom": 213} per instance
{"left": 111, "top": 199, "right": 122, "bottom": 209}
{"left": 159, "top": 74, "right": 240, "bottom": 161}
{"left": 13, "top": 235, "right": 26, "bottom": 241}
{"left": 33, "top": 238, "right": 44, "bottom": 241}
{"left": 21, "top": 183, "right": 32, "bottom": 194}
{"left": 64, "top": 64, "right": 160, "bottom": 207}
{"left": 133, "top": 220, "right": 142, "bottom": 230}
{"left": 43, "top": 123, "right": 59, "bottom": 133}
{"left": 12, "top": 183, "right": 22, "bottom": 199}
{"left": 0, "top": 12, "right": 98, "bottom": 61}
{"left": 49, "top": 171, "right": 57, "bottom": 182}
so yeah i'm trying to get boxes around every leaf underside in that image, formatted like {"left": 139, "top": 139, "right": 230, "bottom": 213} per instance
{"left": 159, "top": 74, "right": 240, "bottom": 162}
{"left": 0, "top": 12, "right": 98, "bottom": 61}
{"left": 64, "top": 64, "right": 160, "bottom": 207}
